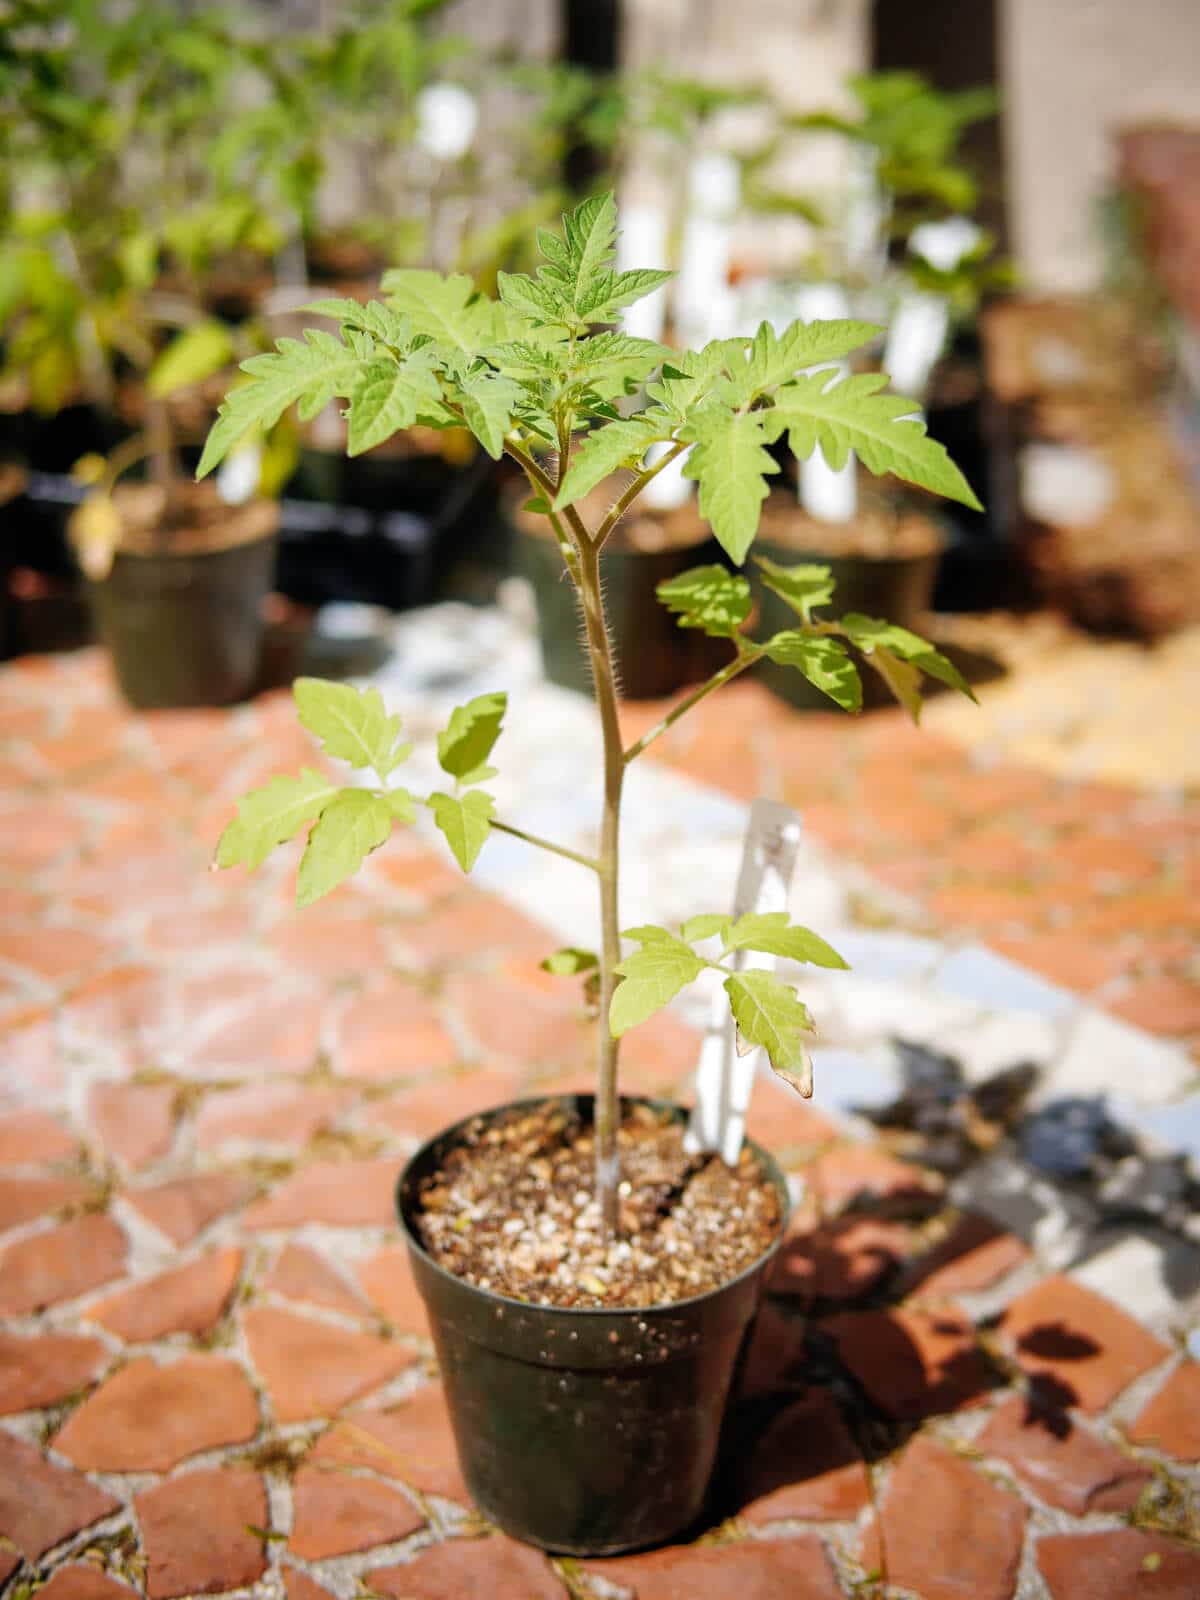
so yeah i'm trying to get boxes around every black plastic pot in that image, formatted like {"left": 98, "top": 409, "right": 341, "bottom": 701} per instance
{"left": 88, "top": 519, "right": 279, "bottom": 709}
{"left": 516, "top": 525, "right": 724, "bottom": 700}
{"left": 397, "top": 1094, "right": 788, "bottom": 1556}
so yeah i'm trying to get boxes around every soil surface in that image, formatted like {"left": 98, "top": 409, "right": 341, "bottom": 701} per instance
{"left": 106, "top": 481, "right": 279, "bottom": 557}
{"left": 413, "top": 1100, "right": 783, "bottom": 1309}
{"left": 757, "top": 492, "right": 942, "bottom": 560}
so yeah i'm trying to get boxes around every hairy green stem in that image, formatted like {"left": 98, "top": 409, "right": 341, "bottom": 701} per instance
{"left": 594, "top": 439, "right": 688, "bottom": 549}
{"left": 623, "top": 646, "right": 763, "bottom": 765}
{"left": 490, "top": 818, "right": 599, "bottom": 874}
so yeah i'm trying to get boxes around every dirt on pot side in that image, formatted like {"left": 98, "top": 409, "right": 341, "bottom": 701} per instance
{"left": 413, "top": 1100, "right": 783, "bottom": 1310}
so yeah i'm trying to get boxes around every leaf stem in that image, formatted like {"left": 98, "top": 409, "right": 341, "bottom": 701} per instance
{"left": 489, "top": 819, "right": 600, "bottom": 874}
{"left": 594, "top": 439, "right": 687, "bottom": 549}
{"left": 623, "top": 645, "right": 763, "bottom": 765}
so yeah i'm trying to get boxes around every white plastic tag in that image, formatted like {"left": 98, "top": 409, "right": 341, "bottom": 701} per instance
{"left": 884, "top": 292, "right": 950, "bottom": 398}
{"left": 415, "top": 83, "right": 478, "bottom": 162}
{"left": 617, "top": 200, "right": 670, "bottom": 343}
{"left": 641, "top": 441, "right": 693, "bottom": 510}
{"left": 216, "top": 441, "right": 262, "bottom": 506}
{"left": 687, "top": 799, "right": 803, "bottom": 1165}
{"left": 674, "top": 153, "right": 740, "bottom": 346}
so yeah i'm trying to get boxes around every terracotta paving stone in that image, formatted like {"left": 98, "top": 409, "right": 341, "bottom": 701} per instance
{"left": 614, "top": 1006, "right": 706, "bottom": 1093}
{"left": 740, "top": 1298, "right": 807, "bottom": 1398}
{"left": 743, "top": 1082, "right": 840, "bottom": 1156}
{"left": 242, "top": 1156, "right": 400, "bottom": 1229}
{"left": 1108, "top": 974, "right": 1200, "bottom": 1036}
{"left": 309, "top": 1385, "right": 469, "bottom": 1502}
{"left": 583, "top": 1535, "right": 844, "bottom": 1600}
{"left": 394, "top": 893, "right": 550, "bottom": 971}
{"left": 861, "top": 1434, "right": 1026, "bottom": 1600}
{"left": 288, "top": 1465, "right": 424, "bottom": 1559}
{"left": 357, "top": 1243, "right": 429, "bottom": 1334}
{"left": 336, "top": 982, "right": 459, "bottom": 1079}
{"left": 0, "top": 1213, "right": 128, "bottom": 1315}
{"left": 1036, "top": 1529, "right": 1200, "bottom": 1600}
{"left": 269, "top": 908, "right": 392, "bottom": 978}
{"left": 372, "top": 845, "right": 465, "bottom": 904}
{"left": 371, "top": 1534, "right": 566, "bottom": 1600}
{"left": 734, "top": 1389, "right": 870, "bottom": 1523}
{"left": 0, "top": 926, "right": 110, "bottom": 985}
{"left": 64, "top": 965, "right": 169, "bottom": 1042}
{"left": 264, "top": 1242, "right": 368, "bottom": 1316}
{"left": 193, "top": 1082, "right": 354, "bottom": 1148}
{"left": 1127, "top": 1361, "right": 1200, "bottom": 1460}
{"left": 0, "top": 1173, "right": 92, "bottom": 1231}
{"left": 925, "top": 883, "right": 1043, "bottom": 932}
{"left": 0, "top": 1429, "right": 120, "bottom": 1562}
{"left": 990, "top": 933, "right": 1131, "bottom": 995}
{"left": 905, "top": 1212, "right": 1032, "bottom": 1299}
{"left": 242, "top": 1305, "right": 416, "bottom": 1422}
{"left": 0, "top": 806, "right": 82, "bottom": 869}
{"left": 84, "top": 1246, "right": 243, "bottom": 1341}
{"left": 977, "top": 1393, "right": 1152, "bottom": 1513}
{"left": 803, "top": 1143, "right": 942, "bottom": 1211}
{"left": 0, "top": 1108, "right": 78, "bottom": 1167}
{"left": 135, "top": 1468, "right": 268, "bottom": 1600}
{"left": 997, "top": 1276, "right": 1171, "bottom": 1413}
{"left": 446, "top": 971, "right": 589, "bottom": 1071}
{"left": 184, "top": 991, "right": 326, "bottom": 1074}
{"left": 87, "top": 1081, "right": 176, "bottom": 1170}
{"left": 124, "top": 1170, "right": 255, "bottom": 1246}
{"left": 283, "top": 1572, "right": 337, "bottom": 1600}
{"left": 0, "top": 1331, "right": 108, "bottom": 1415}
{"left": 372, "top": 1068, "right": 526, "bottom": 1143}
{"left": 36, "top": 1566, "right": 143, "bottom": 1600}
{"left": 770, "top": 1212, "right": 911, "bottom": 1301}
{"left": 53, "top": 1353, "right": 259, "bottom": 1471}
{"left": 822, "top": 1304, "right": 1000, "bottom": 1419}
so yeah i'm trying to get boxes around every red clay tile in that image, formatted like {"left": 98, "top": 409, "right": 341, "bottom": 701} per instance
{"left": 269, "top": 908, "right": 391, "bottom": 978}
{"left": 735, "top": 1389, "right": 870, "bottom": 1522}
{"left": 283, "top": 1573, "right": 337, "bottom": 1600}
{"left": 193, "top": 1082, "right": 353, "bottom": 1148}
{"left": 125, "top": 1170, "right": 255, "bottom": 1246}
{"left": 770, "top": 1213, "right": 910, "bottom": 1301}
{"left": 185, "top": 991, "right": 326, "bottom": 1074}
{"left": 822, "top": 1304, "right": 999, "bottom": 1418}
{"left": 0, "top": 1173, "right": 92, "bottom": 1231}
{"left": 396, "top": 894, "right": 549, "bottom": 971}
{"left": 0, "top": 926, "right": 109, "bottom": 984}
{"left": 0, "top": 1330, "right": 108, "bottom": 1415}
{"left": 371, "top": 1068, "right": 525, "bottom": 1143}
{"left": 0, "top": 806, "right": 82, "bottom": 869}
{"left": 1127, "top": 1361, "right": 1200, "bottom": 1461}
{"left": 288, "top": 1466, "right": 424, "bottom": 1559}
{"left": 308, "top": 1385, "right": 468, "bottom": 1502}
{"left": 583, "top": 1535, "right": 843, "bottom": 1600}
{"left": 978, "top": 1393, "right": 1151, "bottom": 1513}
{"left": 373, "top": 847, "right": 464, "bottom": 905}
{"left": 861, "top": 1434, "right": 1025, "bottom": 1600}
{"left": 136, "top": 1469, "right": 267, "bottom": 1600}
{"left": 243, "top": 1305, "right": 416, "bottom": 1422}
{"left": 371, "top": 1535, "right": 565, "bottom": 1600}
{"left": 0, "top": 1212, "right": 127, "bottom": 1314}
{"left": 744, "top": 1081, "right": 840, "bottom": 1157}
{"left": 54, "top": 1353, "right": 259, "bottom": 1471}
{"left": 1108, "top": 974, "right": 1200, "bottom": 1036}
{"left": 85, "top": 1247, "right": 242, "bottom": 1341}
{"left": 264, "top": 1242, "right": 368, "bottom": 1316}
{"left": 36, "top": 1567, "right": 142, "bottom": 1600}
{"left": 337, "top": 982, "right": 459, "bottom": 1079}
{"left": 243, "top": 1156, "right": 400, "bottom": 1229}
{"left": 926, "top": 883, "right": 1042, "bottom": 932}
{"left": 0, "top": 1430, "right": 120, "bottom": 1561}
{"left": 65, "top": 966, "right": 169, "bottom": 1041}
{"left": 990, "top": 933, "right": 1130, "bottom": 995}
{"left": 88, "top": 1081, "right": 176, "bottom": 1169}
{"left": 446, "top": 971, "right": 589, "bottom": 1071}
{"left": 997, "top": 1276, "right": 1171, "bottom": 1413}
{"left": 0, "top": 1108, "right": 77, "bottom": 1167}
{"left": 1037, "top": 1529, "right": 1200, "bottom": 1600}
{"left": 805, "top": 1144, "right": 941, "bottom": 1211}
{"left": 906, "top": 1212, "right": 1031, "bottom": 1299}
{"left": 740, "top": 1299, "right": 807, "bottom": 1399}
{"left": 357, "top": 1244, "right": 429, "bottom": 1335}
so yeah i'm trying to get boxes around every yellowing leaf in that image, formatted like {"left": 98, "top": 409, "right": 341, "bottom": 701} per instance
{"left": 292, "top": 678, "right": 408, "bottom": 776}
{"left": 723, "top": 969, "right": 816, "bottom": 1088}
{"left": 429, "top": 789, "right": 494, "bottom": 872}
{"left": 610, "top": 932, "right": 705, "bottom": 1037}
{"left": 296, "top": 789, "right": 393, "bottom": 906}
{"left": 216, "top": 768, "right": 339, "bottom": 871}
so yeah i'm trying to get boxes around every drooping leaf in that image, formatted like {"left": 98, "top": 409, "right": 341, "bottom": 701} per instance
{"left": 344, "top": 350, "right": 447, "bottom": 455}
{"left": 681, "top": 408, "right": 779, "bottom": 564}
{"left": 216, "top": 768, "right": 339, "bottom": 871}
{"left": 429, "top": 788, "right": 494, "bottom": 872}
{"left": 610, "top": 932, "right": 705, "bottom": 1037}
{"left": 723, "top": 969, "right": 816, "bottom": 1086}
{"left": 762, "top": 632, "right": 862, "bottom": 712}
{"left": 293, "top": 678, "right": 409, "bottom": 776}
{"left": 552, "top": 415, "right": 664, "bottom": 509}
{"left": 680, "top": 913, "right": 732, "bottom": 942}
{"left": 436, "top": 691, "right": 507, "bottom": 779}
{"left": 755, "top": 556, "right": 836, "bottom": 622}
{"left": 724, "top": 911, "right": 848, "bottom": 969}
{"left": 656, "top": 565, "right": 751, "bottom": 638}
{"left": 148, "top": 319, "right": 235, "bottom": 398}
{"left": 840, "top": 614, "right": 976, "bottom": 700}
{"left": 762, "top": 370, "right": 982, "bottom": 510}
{"left": 296, "top": 789, "right": 393, "bottom": 907}
{"left": 726, "top": 318, "right": 882, "bottom": 405}
{"left": 457, "top": 370, "right": 522, "bottom": 459}
{"left": 541, "top": 947, "right": 599, "bottom": 976}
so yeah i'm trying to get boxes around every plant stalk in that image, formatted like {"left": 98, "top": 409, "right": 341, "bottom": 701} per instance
{"left": 623, "top": 646, "right": 762, "bottom": 765}
{"left": 489, "top": 818, "right": 599, "bottom": 873}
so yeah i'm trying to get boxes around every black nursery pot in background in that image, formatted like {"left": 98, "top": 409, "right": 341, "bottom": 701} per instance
{"left": 397, "top": 1095, "right": 789, "bottom": 1557}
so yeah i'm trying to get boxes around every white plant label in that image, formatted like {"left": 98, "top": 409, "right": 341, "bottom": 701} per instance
{"left": 216, "top": 441, "right": 262, "bottom": 505}
{"left": 884, "top": 292, "right": 950, "bottom": 398}
{"left": 617, "top": 200, "right": 670, "bottom": 343}
{"left": 674, "top": 152, "right": 740, "bottom": 346}
{"left": 641, "top": 441, "right": 693, "bottom": 510}
{"left": 687, "top": 798, "right": 803, "bottom": 1165}
{"left": 789, "top": 283, "right": 858, "bottom": 521}
{"left": 415, "top": 83, "right": 478, "bottom": 162}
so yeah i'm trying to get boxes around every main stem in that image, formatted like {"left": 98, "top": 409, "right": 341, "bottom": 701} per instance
{"left": 576, "top": 533, "right": 624, "bottom": 1236}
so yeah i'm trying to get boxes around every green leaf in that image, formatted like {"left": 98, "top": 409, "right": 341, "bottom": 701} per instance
{"left": 386, "top": 788, "right": 417, "bottom": 824}
{"left": 656, "top": 565, "right": 751, "bottom": 638}
{"left": 755, "top": 556, "right": 835, "bottom": 622}
{"left": 496, "top": 271, "right": 565, "bottom": 324}
{"left": 552, "top": 416, "right": 663, "bottom": 509}
{"left": 216, "top": 769, "right": 339, "bottom": 872}
{"left": 541, "top": 948, "right": 599, "bottom": 976}
{"left": 762, "top": 633, "right": 862, "bottom": 712}
{"left": 344, "top": 351, "right": 446, "bottom": 456}
{"left": 381, "top": 269, "right": 508, "bottom": 352}
{"left": 303, "top": 297, "right": 413, "bottom": 348}
{"left": 840, "top": 614, "right": 976, "bottom": 700}
{"left": 297, "top": 789, "right": 393, "bottom": 907}
{"left": 682, "top": 408, "right": 779, "bottom": 564}
{"left": 579, "top": 267, "right": 673, "bottom": 323}
{"left": 570, "top": 331, "right": 670, "bottom": 386}
{"left": 724, "top": 912, "right": 848, "bottom": 969}
{"left": 554, "top": 190, "right": 618, "bottom": 312}
{"left": 724, "top": 969, "right": 815, "bottom": 1087}
{"left": 436, "top": 692, "right": 507, "bottom": 780}
{"left": 868, "top": 647, "right": 924, "bottom": 722}
{"left": 620, "top": 925, "right": 676, "bottom": 943}
{"left": 681, "top": 913, "right": 732, "bottom": 942}
{"left": 610, "top": 933, "right": 705, "bottom": 1037}
{"left": 762, "top": 370, "right": 982, "bottom": 510}
{"left": 429, "top": 789, "right": 494, "bottom": 872}
{"left": 197, "top": 330, "right": 368, "bottom": 478}
{"left": 293, "top": 678, "right": 409, "bottom": 776}
{"left": 148, "top": 320, "right": 235, "bottom": 398}
{"left": 727, "top": 318, "right": 882, "bottom": 405}
{"left": 458, "top": 371, "right": 522, "bottom": 459}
